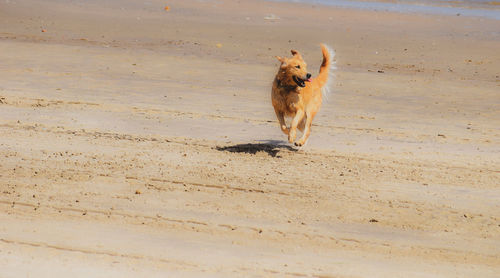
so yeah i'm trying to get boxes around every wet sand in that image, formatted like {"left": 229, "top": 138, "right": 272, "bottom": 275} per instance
{"left": 0, "top": 0, "right": 499, "bottom": 277}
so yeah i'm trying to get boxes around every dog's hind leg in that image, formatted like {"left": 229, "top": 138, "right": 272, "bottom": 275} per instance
{"left": 274, "top": 107, "right": 289, "bottom": 135}
{"left": 288, "top": 109, "right": 305, "bottom": 144}
{"left": 298, "top": 117, "right": 306, "bottom": 133}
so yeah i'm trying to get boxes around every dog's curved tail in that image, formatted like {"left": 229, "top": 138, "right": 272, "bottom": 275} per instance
{"left": 317, "top": 43, "right": 336, "bottom": 98}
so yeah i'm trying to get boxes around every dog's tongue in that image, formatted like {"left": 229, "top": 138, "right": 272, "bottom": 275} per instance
{"left": 307, "top": 78, "right": 312, "bottom": 82}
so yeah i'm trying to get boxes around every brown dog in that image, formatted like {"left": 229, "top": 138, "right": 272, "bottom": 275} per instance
{"left": 272, "top": 44, "right": 335, "bottom": 146}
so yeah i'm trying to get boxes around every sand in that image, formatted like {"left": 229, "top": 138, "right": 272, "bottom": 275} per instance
{"left": 0, "top": 0, "right": 499, "bottom": 277}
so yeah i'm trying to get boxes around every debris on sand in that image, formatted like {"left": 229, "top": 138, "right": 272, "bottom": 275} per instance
{"left": 41, "top": 29, "right": 47, "bottom": 33}
{"left": 264, "top": 14, "right": 280, "bottom": 20}
{"left": 216, "top": 43, "right": 222, "bottom": 48}
{"left": 164, "top": 6, "right": 170, "bottom": 11}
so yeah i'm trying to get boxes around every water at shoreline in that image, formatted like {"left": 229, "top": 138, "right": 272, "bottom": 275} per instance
{"left": 271, "top": 0, "right": 500, "bottom": 20}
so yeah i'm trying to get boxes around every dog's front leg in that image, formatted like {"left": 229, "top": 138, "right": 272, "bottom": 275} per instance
{"left": 288, "top": 109, "right": 304, "bottom": 144}
{"left": 296, "top": 112, "right": 313, "bottom": 146}
{"left": 274, "top": 107, "right": 289, "bottom": 135}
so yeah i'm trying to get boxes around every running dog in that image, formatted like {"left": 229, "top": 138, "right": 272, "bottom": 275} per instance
{"left": 271, "top": 44, "right": 335, "bottom": 146}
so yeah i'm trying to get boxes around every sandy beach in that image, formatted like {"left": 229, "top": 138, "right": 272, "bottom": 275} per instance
{"left": 1, "top": 0, "right": 499, "bottom": 276}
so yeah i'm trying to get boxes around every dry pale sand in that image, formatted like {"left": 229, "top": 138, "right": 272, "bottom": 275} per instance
{"left": 0, "top": 0, "right": 499, "bottom": 277}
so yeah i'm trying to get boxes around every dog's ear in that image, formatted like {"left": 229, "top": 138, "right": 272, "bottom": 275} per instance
{"left": 276, "top": 56, "right": 288, "bottom": 68}
{"left": 290, "top": 50, "right": 302, "bottom": 59}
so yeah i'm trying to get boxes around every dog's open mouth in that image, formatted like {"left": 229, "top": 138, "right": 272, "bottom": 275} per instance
{"left": 293, "top": 76, "right": 311, "bottom": 87}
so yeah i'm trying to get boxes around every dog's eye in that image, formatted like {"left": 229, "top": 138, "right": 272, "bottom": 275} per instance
{"left": 295, "top": 65, "right": 301, "bottom": 69}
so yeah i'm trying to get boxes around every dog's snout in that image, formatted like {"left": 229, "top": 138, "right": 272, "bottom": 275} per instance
{"left": 306, "top": 73, "right": 311, "bottom": 79}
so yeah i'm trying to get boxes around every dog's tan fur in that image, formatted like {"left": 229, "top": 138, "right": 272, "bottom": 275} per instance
{"left": 271, "top": 44, "right": 333, "bottom": 146}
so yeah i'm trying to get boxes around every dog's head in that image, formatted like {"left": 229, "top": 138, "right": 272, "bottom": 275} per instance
{"left": 276, "top": 50, "right": 312, "bottom": 88}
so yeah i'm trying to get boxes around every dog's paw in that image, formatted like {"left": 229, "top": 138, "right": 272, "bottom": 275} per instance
{"left": 288, "top": 133, "right": 296, "bottom": 144}
{"left": 295, "top": 139, "right": 308, "bottom": 149}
